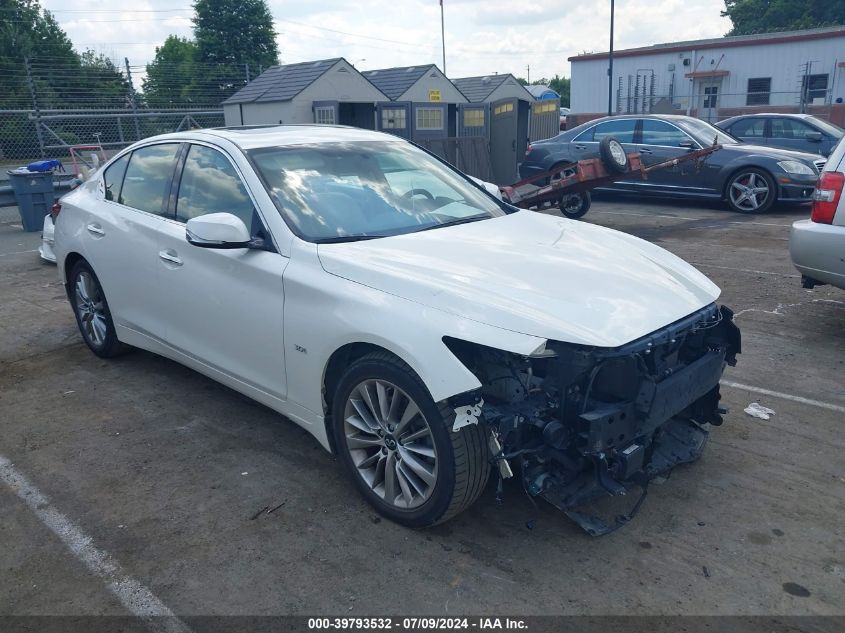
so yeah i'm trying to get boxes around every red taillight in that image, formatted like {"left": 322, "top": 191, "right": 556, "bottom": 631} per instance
{"left": 810, "top": 171, "right": 844, "bottom": 224}
{"left": 50, "top": 202, "right": 62, "bottom": 220}
{"left": 525, "top": 144, "right": 533, "bottom": 157}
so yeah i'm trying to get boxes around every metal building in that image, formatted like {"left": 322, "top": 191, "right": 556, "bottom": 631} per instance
{"left": 569, "top": 26, "right": 845, "bottom": 126}
{"left": 222, "top": 58, "right": 388, "bottom": 127}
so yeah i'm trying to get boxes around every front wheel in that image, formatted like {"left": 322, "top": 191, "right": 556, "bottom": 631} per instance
{"left": 559, "top": 191, "right": 592, "bottom": 219}
{"left": 332, "top": 352, "right": 490, "bottom": 527}
{"left": 726, "top": 168, "right": 776, "bottom": 213}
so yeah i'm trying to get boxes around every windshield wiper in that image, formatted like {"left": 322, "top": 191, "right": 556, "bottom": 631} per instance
{"left": 415, "top": 214, "right": 490, "bottom": 233}
{"left": 313, "top": 234, "right": 384, "bottom": 244}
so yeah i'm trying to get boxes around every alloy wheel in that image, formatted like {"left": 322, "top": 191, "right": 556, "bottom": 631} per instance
{"left": 729, "top": 172, "right": 770, "bottom": 212}
{"left": 74, "top": 271, "right": 107, "bottom": 347}
{"left": 343, "top": 379, "right": 438, "bottom": 510}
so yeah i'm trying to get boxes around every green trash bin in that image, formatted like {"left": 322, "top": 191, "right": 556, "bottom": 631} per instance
{"left": 7, "top": 169, "right": 56, "bottom": 232}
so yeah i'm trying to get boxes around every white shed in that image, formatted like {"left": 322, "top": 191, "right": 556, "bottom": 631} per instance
{"left": 222, "top": 58, "right": 389, "bottom": 128}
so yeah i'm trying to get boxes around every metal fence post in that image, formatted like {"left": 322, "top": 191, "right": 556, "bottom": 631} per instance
{"left": 124, "top": 57, "right": 141, "bottom": 141}
{"left": 25, "top": 58, "right": 46, "bottom": 159}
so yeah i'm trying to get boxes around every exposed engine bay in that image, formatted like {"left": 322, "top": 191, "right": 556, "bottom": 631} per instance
{"left": 446, "top": 303, "right": 741, "bottom": 535}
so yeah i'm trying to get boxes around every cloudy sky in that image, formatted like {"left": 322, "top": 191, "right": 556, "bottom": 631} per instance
{"left": 41, "top": 0, "right": 731, "bottom": 81}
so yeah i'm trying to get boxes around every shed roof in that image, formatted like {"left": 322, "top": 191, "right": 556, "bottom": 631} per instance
{"left": 451, "top": 74, "right": 511, "bottom": 102}
{"left": 362, "top": 65, "right": 439, "bottom": 100}
{"left": 222, "top": 58, "right": 343, "bottom": 105}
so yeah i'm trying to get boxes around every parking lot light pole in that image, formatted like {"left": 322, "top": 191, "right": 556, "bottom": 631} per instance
{"left": 608, "top": 0, "right": 615, "bottom": 116}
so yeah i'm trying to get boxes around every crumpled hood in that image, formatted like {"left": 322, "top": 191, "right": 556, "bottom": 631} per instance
{"left": 317, "top": 211, "right": 720, "bottom": 348}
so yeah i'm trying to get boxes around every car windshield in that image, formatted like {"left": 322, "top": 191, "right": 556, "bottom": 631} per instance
{"left": 249, "top": 141, "right": 505, "bottom": 242}
{"left": 810, "top": 117, "right": 844, "bottom": 137}
{"left": 678, "top": 118, "right": 739, "bottom": 145}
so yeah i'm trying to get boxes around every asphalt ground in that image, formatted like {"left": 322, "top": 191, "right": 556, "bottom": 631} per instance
{"left": 0, "top": 195, "right": 843, "bottom": 630}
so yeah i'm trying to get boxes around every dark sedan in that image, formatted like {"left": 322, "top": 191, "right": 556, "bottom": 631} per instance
{"left": 717, "top": 113, "right": 843, "bottom": 157}
{"left": 520, "top": 114, "right": 823, "bottom": 213}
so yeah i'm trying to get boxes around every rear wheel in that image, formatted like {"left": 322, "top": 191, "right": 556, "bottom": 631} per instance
{"left": 69, "top": 260, "right": 126, "bottom": 358}
{"left": 331, "top": 351, "right": 490, "bottom": 527}
{"left": 726, "top": 168, "right": 776, "bottom": 213}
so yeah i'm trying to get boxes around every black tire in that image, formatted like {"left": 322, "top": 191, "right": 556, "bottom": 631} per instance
{"left": 331, "top": 351, "right": 491, "bottom": 527}
{"left": 68, "top": 260, "right": 127, "bottom": 358}
{"left": 559, "top": 191, "right": 592, "bottom": 219}
{"left": 599, "top": 136, "right": 629, "bottom": 173}
{"left": 725, "top": 168, "right": 776, "bottom": 214}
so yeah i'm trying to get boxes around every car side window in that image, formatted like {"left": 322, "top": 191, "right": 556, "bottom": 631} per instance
{"left": 640, "top": 120, "right": 692, "bottom": 146}
{"left": 729, "top": 118, "right": 765, "bottom": 138}
{"left": 103, "top": 153, "right": 130, "bottom": 202}
{"left": 176, "top": 144, "right": 257, "bottom": 234}
{"left": 770, "top": 118, "right": 816, "bottom": 139}
{"left": 592, "top": 119, "right": 636, "bottom": 143}
{"left": 119, "top": 144, "right": 180, "bottom": 215}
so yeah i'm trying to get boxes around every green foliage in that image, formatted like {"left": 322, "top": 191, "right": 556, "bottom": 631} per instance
{"left": 191, "top": 0, "right": 279, "bottom": 101}
{"left": 143, "top": 36, "right": 199, "bottom": 108}
{"left": 722, "top": 0, "right": 845, "bottom": 35}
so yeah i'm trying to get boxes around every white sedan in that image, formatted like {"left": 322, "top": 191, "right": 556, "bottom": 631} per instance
{"left": 54, "top": 126, "right": 741, "bottom": 534}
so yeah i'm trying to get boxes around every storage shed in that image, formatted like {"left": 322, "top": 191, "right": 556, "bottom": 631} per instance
{"left": 222, "top": 58, "right": 389, "bottom": 128}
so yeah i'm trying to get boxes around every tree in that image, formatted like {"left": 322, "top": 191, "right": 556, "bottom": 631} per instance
{"left": 191, "top": 0, "right": 279, "bottom": 102}
{"left": 143, "top": 36, "right": 198, "bottom": 108}
{"left": 722, "top": 0, "right": 845, "bottom": 35}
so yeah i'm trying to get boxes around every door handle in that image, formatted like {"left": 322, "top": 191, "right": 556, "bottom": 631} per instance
{"left": 639, "top": 148, "right": 654, "bottom": 154}
{"left": 86, "top": 223, "right": 105, "bottom": 236}
{"left": 574, "top": 144, "right": 587, "bottom": 150}
{"left": 158, "top": 250, "right": 183, "bottom": 266}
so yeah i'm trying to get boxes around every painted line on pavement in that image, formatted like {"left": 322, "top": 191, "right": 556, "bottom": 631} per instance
{"left": 689, "top": 262, "right": 800, "bottom": 278}
{"left": 592, "top": 209, "right": 792, "bottom": 227}
{"left": 0, "top": 249, "right": 38, "bottom": 257}
{"left": 0, "top": 454, "right": 193, "bottom": 633}
{"left": 722, "top": 381, "right": 845, "bottom": 414}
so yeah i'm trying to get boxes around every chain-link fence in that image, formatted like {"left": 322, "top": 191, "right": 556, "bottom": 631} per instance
{"left": 0, "top": 56, "right": 254, "bottom": 165}
{"left": 0, "top": 108, "right": 226, "bottom": 165}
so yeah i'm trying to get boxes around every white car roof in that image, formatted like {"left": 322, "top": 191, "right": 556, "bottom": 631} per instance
{"left": 153, "top": 125, "right": 401, "bottom": 150}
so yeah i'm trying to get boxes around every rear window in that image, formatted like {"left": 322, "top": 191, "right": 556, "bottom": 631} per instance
{"left": 103, "top": 153, "right": 130, "bottom": 202}
{"left": 727, "top": 118, "right": 765, "bottom": 138}
{"left": 575, "top": 119, "right": 636, "bottom": 144}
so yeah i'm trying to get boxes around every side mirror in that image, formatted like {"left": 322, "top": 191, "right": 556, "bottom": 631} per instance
{"left": 679, "top": 139, "right": 695, "bottom": 149}
{"left": 806, "top": 131, "right": 823, "bottom": 142}
{"left": 186, "top": 213, "right": 258, "bottom": 249}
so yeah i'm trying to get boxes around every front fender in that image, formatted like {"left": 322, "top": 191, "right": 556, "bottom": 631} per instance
{"left": 283, "top": 244, "right": 546, "bottom": 419}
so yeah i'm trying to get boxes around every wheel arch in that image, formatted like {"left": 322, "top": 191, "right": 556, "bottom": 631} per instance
{"left": 321, "top": 342, "right": 412, "bottom": 454}
{"left": 62, "top": 252, "right": 88, "bottom": 292}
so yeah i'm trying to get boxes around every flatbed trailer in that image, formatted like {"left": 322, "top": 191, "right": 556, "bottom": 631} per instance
{"left": 500, "top": 142, "right": 722, "bottom": 211}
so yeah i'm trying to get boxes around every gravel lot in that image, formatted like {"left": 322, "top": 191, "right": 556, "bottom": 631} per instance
{"left": 1, "top": 196, "right": 843, "bottom": 626}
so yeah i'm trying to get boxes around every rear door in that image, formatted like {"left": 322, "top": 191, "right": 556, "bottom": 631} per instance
{"left": 154, "top": 142, "right": 289, "bottom": 399}
{"left": 767, "top": 117, "right": 824, "bottom": 155}
{"left": 571, "top": 119, "right": 638, "bottom": 189}
{"left": 636, "top": 119, "right": 717, "bottom": 195}
{"left": 725, "top": 118, "right": 767, "bottom": 145}
{"left": 84, "top": 143, "right": 181, "bottom": 339}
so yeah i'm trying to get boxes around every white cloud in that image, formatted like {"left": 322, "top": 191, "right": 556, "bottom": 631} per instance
{"left": 41, "top": 0, "right": 731, "bottom": 83}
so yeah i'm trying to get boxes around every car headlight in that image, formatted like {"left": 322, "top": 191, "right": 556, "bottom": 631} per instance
{"left": 777, "top": 160, "right": 815, "bottom": 176}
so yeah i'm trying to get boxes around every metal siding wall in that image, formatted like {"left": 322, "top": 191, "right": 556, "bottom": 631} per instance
{"left": 571, "top": 35, "right": 845, "bottom": 114}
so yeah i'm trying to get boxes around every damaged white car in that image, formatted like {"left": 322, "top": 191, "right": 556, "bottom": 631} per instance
{"left": 53, "top": 126, "right": 740, "bottom": 534}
